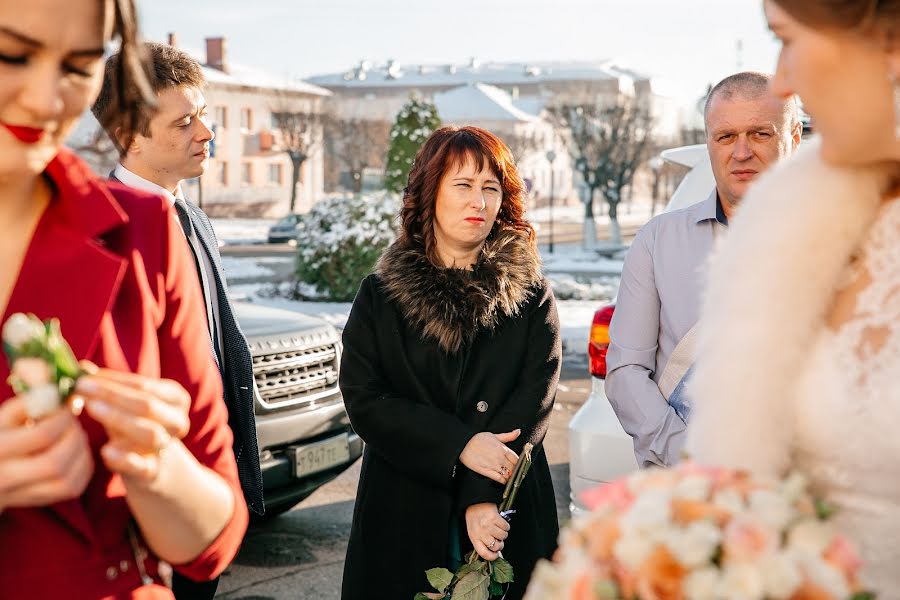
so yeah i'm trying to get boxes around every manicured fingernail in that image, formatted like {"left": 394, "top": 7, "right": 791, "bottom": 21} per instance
{"left": 76, "top": 378, "right": 99, "bottom": 394}
{"left": 88, "top": 400, "right": 110, "bottom": 417}
{"left": 102, "top": 445, "right": 122, "bottom": 461}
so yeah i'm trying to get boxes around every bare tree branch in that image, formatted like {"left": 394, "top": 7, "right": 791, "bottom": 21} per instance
{"left": 323, "top": 115, "right": 390, "bottom": 194}
{"left": 271, "top": 96, "right": 324, "bottom": 212}
{"left": 546, "top": 94, "right": 657, "bottom": 245}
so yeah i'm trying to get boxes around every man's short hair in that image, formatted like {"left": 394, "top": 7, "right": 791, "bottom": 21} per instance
{"left": 703, "top": 71, "right": 799, "bottom": 132}
{"left": 92, "top": 41, "right": 206, "bottom": 153}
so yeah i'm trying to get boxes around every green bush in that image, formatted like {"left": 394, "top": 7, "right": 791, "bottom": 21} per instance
{"left": 294, "top": 193, "right": 400, "bottom": 301}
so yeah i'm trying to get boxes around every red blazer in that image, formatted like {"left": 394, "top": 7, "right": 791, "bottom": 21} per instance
{"left": 0, "top": 150, "right": 249, "bottom": 599}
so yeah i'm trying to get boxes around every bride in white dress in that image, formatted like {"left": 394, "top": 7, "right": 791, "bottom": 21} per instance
{"left": 686, "top": 0, "right": 900, "bottom": 594}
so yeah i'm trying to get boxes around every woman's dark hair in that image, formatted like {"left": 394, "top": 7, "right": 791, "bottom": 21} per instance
{"left": 772, "top": 0, "right": 899, "bottom": 32}
{"left": 106, "top": 0, "right": 156, "bottom": 149}
{"left": 398, "top": 126, "right": 535, "bottom": 266}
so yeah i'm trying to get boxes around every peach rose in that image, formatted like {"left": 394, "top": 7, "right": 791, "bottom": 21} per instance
{"left": 583, "top": 516, "right": 621, "bottom": 563}
{"left": 722, "top": 516, "right": 777, "bottom": 562}
{"left": 671, "top": 498, "right": 731, "bottom": 527}
{"left": 634, "top": 546, "right": 686, "bottom": 600}
{"left": 788, "top": 579, "right": 839, "bottom": 600}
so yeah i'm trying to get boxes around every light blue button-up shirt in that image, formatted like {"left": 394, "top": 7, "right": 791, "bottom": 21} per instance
{"left": 605, "top": 189, "right": 725, "bottom": 467}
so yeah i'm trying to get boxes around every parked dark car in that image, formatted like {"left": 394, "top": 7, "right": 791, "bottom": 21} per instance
{"left": 233, "top": 301, "right": 362, "bottom": 516}
{"left": 267, "top": 214, "right": 300, "bottom": 244}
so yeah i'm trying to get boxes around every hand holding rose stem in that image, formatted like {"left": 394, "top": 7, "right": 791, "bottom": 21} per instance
{"left": 418, "top": 443, "right": 534, "bottom": 600}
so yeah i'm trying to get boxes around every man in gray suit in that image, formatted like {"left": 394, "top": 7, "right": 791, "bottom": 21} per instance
{"left": 92, "top": 42, "right": 262, "bottom": 600}
{"left": 605, "top": 72, "right": 802, "bottom": 468}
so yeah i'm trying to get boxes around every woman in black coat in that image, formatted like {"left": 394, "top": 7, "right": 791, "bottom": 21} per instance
{"left": 339, "top": 126, "right": 561, "bottom": 599}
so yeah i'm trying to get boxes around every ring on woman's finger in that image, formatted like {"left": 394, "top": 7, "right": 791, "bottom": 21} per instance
{"left": 487, "top": 539, "right": 496, "bottom": 550}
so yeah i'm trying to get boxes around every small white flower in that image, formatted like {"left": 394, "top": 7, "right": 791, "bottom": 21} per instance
{"left": 3, "top": 313, "right": 43, "bottom": 349}
{"left": 788, "top": 519, "right": 833, "bottom": 558}
{"left": 718, "top": 563, "right": 766, "bottom": 600}
{"left": 612, "top": 530, "right": 655, "bottom": 571}
{"left": 663, "top": 521, "right": 722, "bottom": 568}
{"left": 673, "top": 475, "right": 713, "bottom": 501}
{"left": 779, "top": 472, "right": 809, "bottom": 504}
{"left": 23, "top": 384, "right": 62, "bottom": 419}
{"left": 11, "top": 357, "right": 54, "bottom": 388}
{"left": 748, "top": 489, "right": 795, "bottom": 530}
{"left": 682, "top": 567, "right": 720, "bottom": 600}
{"left": 620, "top": 489, "right": 673, "bottom": 532}
{"left": 758, "top": 552, "right": 803, "bottom": 599}
{"left": 713, "top": 488, "right": 747, "bottom": 514}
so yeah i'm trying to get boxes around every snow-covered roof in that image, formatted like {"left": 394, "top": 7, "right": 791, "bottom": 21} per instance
{"left": 202, "top": 63, "right": 331, "bottom": 96}
{"left": 307, "top": 59, "right": 646, "bottom": 90}
{"left": 435, "top": 83, "right": 539, "bottom": 123}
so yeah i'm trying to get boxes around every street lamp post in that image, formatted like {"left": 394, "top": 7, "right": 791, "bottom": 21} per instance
{"left": 546, "top": 149, "right": 557, "bottom": 254}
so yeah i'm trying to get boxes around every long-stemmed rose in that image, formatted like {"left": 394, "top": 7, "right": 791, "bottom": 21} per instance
{"left": 416, "top": 443, "right": 534, "bottom": 600}
{"left": 3, "top": 312, "right": 83, "bottom": 419}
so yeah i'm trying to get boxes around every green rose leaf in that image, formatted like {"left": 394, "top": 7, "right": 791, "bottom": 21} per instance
{"left": 455, "top": 559, "right": 485, "bottom": 581}
{"left": 425, "top": 568, "right": 454, "bottom": 594}
{"left": 488, "top": 580, "right": 503, "bottom": 597}
{"left": 491, "top": 558, "right": 514, "bottom": 584}
{"left": 413, "top": 593, "right": 446, "bottom": 600}
{"left": 451, "top": 571, "right": 489, "bottom": 600}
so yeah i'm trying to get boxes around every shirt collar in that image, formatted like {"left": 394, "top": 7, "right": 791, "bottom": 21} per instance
{"left": 113, "top": 164, "right": 184, "bottom": 206}
{"left": 694, "top": 189, "right": 728, "bottom": 226}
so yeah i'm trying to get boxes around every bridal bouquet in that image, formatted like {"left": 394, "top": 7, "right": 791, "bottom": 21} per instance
{"left": 415, "top": 443, "right": 535, "bottom": 600}
{"left": 525, "top": 463, "right": 874, "bottom": 600}
{"left": 3, "top": 312, "right": 83, "bottom": 419}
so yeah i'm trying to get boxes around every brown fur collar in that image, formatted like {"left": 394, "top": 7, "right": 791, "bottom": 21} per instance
{"left": 375, "top": 228, "right": 542, "bottom": 353}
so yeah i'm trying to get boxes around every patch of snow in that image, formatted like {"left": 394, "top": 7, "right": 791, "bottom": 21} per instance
{"left": 542, "top": 246, "right": 625, "bottom": 276}
{"left": 209, "top": 218, "right": 276, "bottom": 245}
{"left": 220, "top": 256, "right": 281, "bottom": 280}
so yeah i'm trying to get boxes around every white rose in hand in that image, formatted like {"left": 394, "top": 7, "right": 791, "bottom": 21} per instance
{"left": 23, "top": 384, "right": 63, "bottom": 420}
{"left": 2, "top": 313, "right": 42, "bottom": 348}
{"left": 12, "top": 357, "right": 54, "bottom": 388}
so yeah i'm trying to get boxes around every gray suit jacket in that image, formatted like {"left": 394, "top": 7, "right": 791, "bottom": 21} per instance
{"left": 109, "top": 174, "right": 264, "bottom": 514}
{"left": 605, "top": 190, "right": 724, "bottom": 467}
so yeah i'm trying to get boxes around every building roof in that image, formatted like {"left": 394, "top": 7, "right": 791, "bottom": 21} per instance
{"left": 307, "top": 59, "right": 645, "bottom": 90}
{"left": 202, "top": 63, "right": 332, "bottom": 96}
{"left": 435, "top": 83, "right": 539, "bottom": 123}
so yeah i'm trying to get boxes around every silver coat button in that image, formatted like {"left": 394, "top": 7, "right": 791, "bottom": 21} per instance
{"left": 476, "top": 401, "right": 488, "bottom": 413}
{"left": 119, "top": 560, "right": 130, "bottom": 572}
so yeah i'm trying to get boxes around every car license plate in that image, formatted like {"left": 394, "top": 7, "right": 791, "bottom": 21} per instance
{"left": 291, "top": 434, "right": 351, "bottom": 478}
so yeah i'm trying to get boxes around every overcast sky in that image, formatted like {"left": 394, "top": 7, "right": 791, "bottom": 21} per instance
{"left": 138, "top": 0, "right": 781, "bottom": 100}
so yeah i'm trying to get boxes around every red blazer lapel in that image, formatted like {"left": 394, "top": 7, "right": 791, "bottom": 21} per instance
{"left": 0, "top": 150, "right": 129, "bottom": 543}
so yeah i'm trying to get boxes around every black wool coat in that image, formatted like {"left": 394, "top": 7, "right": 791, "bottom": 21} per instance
{"left": 339, "top": 229, "right": 561, "bottom": 600}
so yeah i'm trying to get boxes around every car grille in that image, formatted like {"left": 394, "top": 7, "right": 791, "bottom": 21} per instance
{"left": 253, "top": 341, "right": 340, "bottom": 409}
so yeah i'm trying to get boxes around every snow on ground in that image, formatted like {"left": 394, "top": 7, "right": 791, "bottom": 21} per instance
{"left": 541, "top": 245, "right": 625, "bottom": 276}
{"left": 219, "top": 256, "right": 282, "bottom": 280}
{"left": 209, "top": 218, "right": 276, "bottom": 245}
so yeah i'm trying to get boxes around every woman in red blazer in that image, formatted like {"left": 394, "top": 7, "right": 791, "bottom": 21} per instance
{"left": 0, "top": 0, "right": 248, "bottom": 598}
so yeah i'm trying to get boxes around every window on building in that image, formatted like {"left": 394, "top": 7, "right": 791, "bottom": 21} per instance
{"left": 268, "top": 163, "right": 283, "bottom": 185}
{"left": 216, "top": 161, "right": 227, "bottom": 186}
{"left": 241, "top": 162, "right": 253, "bottom": 185}
{"left": 215, "top": 106, "right": 227, "bottom": 129}
{"left": 240, "top": 108, "right": 252, "bottom": 131}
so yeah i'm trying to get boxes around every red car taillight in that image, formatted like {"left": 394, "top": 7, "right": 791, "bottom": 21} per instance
{"left": 588, "top": 304, "right": 615, "bottom": 379}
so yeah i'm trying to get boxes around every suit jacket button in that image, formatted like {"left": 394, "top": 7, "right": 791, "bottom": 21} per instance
{"left": 476, "top": 401, "right": 488, "bottom": 413}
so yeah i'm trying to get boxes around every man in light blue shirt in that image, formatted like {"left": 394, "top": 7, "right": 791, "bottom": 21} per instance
{"left": 605, "top": 72, "right": 802, "bottom": 467}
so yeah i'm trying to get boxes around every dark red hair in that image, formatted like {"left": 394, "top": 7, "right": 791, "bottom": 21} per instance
{"left": 398, "top": 125, "right": 535, "bottom": 266}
